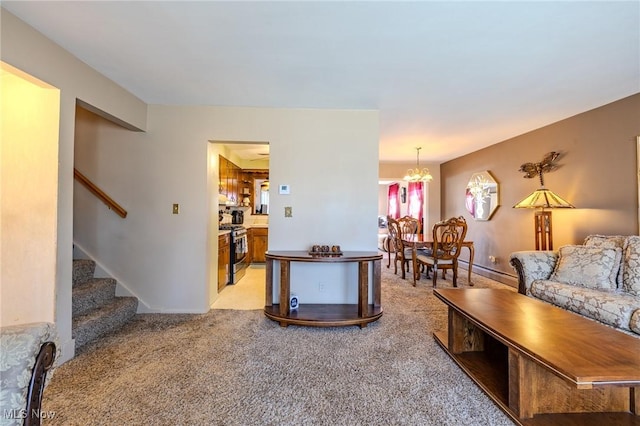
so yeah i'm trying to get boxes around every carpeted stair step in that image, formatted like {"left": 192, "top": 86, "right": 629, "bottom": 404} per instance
{"left": 73, "top": 296, "right": 138, "bottom": 349}
{"left": 73, "top": 259, "right": 96, "bottom": 286}
{"left": 72, "top": 278, "right": 117, "bottom": 317}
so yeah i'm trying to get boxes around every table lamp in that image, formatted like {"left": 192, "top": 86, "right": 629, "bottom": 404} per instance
{"left": 513, "top": 152, "right": 574, "bottom": 250}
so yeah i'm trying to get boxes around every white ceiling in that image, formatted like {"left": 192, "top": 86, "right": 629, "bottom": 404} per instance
{"left": 218, "top": 142, "right": 270, "bottom": 162}
{"left": 3, "top": 1, "right": 638, "bottom": 163}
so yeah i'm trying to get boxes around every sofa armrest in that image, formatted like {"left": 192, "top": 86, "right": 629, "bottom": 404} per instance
{"left": 0, "top": 323, "right": 58, "bottom": 426}
{"left": 25, "top": 341, "right": 56, "bottom": 426}
{"left": 509, "top": 251, "right": 558, "bottom": 295}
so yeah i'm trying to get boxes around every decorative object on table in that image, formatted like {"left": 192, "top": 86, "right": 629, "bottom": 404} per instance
{"left": 465, "top": 171, "right": 499, "bottom": 221}
{"left": 403, "top": 147, "right": 433, "bottom": 182}
{"left": 309, "top": 245, "right": 342, "bottom": 255}
{"left": 289, "top": 294, "right": 299, "bottom": 311}
{"left": 513, "top": 151, "right": 574, "bottom": 250}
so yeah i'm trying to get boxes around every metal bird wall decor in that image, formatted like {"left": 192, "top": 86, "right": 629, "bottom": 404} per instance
{"left": 518, "top": 151, "right": 561, "bottom": 187}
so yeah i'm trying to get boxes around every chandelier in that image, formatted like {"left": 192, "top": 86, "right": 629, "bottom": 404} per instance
{"left": 403, "top": 147, "right": 433, "bottom": 182}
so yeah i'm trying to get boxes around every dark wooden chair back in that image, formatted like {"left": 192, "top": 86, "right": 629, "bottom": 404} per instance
{"left": 398, "top": 215, "right": 420, "bottom": 240}
{"left": 386, "top": 215, "right": 420, "bottom": 279}
{"left": 432, "top": 216, "right": 467, "bottom": 261}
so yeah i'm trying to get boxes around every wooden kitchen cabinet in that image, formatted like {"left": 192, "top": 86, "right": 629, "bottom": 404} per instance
{"left": 218, "top": 233, "right": 230, "bottom": 291}
{"left": 219, "top": 155, "right": 241, "bottom": 205}
{"left": 252, "top": 228, "right": 268, "bottom": 263}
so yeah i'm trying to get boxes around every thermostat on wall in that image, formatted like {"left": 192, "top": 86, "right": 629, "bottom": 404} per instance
{"left": 279, "top": 184, "right": 290, "bottom": 194}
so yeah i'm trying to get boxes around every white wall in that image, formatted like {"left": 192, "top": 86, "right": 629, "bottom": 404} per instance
{"left": 1, "top": 9, "right": 148, "bottom": 362}
{"left": 1, "top": 64, "right": 59, "bottom": 326}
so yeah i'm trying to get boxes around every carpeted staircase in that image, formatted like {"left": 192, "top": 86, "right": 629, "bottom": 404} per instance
{"left": 72, "top": 259, "right": 138, "bottom": 349}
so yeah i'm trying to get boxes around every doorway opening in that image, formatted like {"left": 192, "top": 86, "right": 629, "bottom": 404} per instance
{"left": 208, "top": 141, "right": 270, "bottom": 309}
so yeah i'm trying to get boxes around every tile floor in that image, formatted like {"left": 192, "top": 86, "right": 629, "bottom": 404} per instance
{"left": 211, "top": 264, "right": 266, "bottom": 310}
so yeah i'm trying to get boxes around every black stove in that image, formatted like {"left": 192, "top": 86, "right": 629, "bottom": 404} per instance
{"left": 219, "top": 224, "right": 248, "bottom": 285}
{"left": 219, "top": 224, "right": 245, "bottom": 231}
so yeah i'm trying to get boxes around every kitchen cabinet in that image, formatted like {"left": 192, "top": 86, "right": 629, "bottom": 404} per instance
{"left": 239, "top": 171, "right": 252, "bottom": 207}
{"left": 219, "top": 157, "right": 269, "bottom": 210}
{"left": 219, "top": 155, "right": 241, "bottom": 205}
{"left": 252, "top": 228, "right": 268, "bottom": 263}
{"left": 218, "top": 233, "right": 230, "bottom": 291}
{"left": 219, "top": 156, "right": 229, "bottom": 200}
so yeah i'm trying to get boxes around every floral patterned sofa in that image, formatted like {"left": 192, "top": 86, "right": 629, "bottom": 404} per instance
{"left": 510, "top": 235, "right": 640, "bottom": 337}
{"left": 0, "top": 322, "right": 58, "bottom": 426}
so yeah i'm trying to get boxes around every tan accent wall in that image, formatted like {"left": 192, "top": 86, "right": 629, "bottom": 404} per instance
{"left": 441, "top": 93, "right": 640, "bottom": 285}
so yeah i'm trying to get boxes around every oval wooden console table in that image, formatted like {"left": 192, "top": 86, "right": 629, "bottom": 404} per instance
{"left": 264, "top": 251, "right": 383, "bottom": 328}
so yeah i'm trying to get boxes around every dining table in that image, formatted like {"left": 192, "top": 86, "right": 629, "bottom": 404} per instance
{"left": 402, "top": 234, "right": 474, "bottom": 286}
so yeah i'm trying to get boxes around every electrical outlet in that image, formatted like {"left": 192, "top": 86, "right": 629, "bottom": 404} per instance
{"left": 284, "top": 206, "right": 292, "bottom": 217}
{"left": 172, "top": 204, "right": 180, "bottom": 214}
{"left": 318, "top": 282, "right": 325, "bottom": 292}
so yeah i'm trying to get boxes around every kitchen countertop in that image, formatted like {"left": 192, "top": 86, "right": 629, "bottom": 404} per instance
{"left": 246, "top": 223, "right": 268, "bottom": 229}
{"left": 218, "top": 224, "right": 268, "bottom": 234}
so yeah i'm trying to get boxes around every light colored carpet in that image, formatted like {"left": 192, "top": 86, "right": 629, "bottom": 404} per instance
{"left": 42, "top": 256, "right": 515, "bottom": 425}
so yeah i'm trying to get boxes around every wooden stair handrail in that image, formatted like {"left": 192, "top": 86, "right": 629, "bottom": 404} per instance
{"left": 73, "top": 168, "right": 127, "bottom": 218}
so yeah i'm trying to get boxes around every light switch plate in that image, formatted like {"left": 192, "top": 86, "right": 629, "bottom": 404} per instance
{"left": 284, "top": 206, "right": 292, "bottom": 217}
{"left": 173, "top": 204, "right": 180, "bottom": 214}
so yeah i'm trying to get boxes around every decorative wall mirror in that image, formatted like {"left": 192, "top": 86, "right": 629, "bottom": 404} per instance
{"left": 465, "top": 171, "right": 499, "bottom": 221}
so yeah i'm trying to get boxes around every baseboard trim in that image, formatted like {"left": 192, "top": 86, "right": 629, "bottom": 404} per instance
{"left": 59, "top": 338, "right": 76, "bottom": 364}
{"left": 135, "top": 305, "right": 210, "bottom": 314}
{"left": 72, "top": 241, "right": 152, "bottom": 312}
{"left": 459, "top": 260, "right": 518, "bottom": 288}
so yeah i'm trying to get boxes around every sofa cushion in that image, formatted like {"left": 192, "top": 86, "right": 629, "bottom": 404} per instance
{"left": 531, "top": 280, "right": 640, "bottom": 331}
{"left": 583, "top": 234, "right": 627, "bottom": 248}
{"left": 550, "top": 245, "right": 621, "bottom": 290}
{"left": 630, "top": 310, "right": 640, "bottom": 335}
{"left": 584, "top": 234, "right": 627, "bottom": 286}
{"left": 622, "top": 236, "right": 640, "bottom": 297}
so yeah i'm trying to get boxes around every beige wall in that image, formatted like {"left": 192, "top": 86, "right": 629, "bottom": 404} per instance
{"left": 1, "top": 65, "right": 59, "bottom": 325}
{"left": 441, "top": 93, "right": 640, "bottom": 284}
{"left": 75, "top": 105, "right": 379, "bottom": 310}
{"left": 1, "top": 10, "right": 148, "bottom": 362}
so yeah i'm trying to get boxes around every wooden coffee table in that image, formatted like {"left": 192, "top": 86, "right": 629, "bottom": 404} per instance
{"left": 434, "top": 288, "right": 640, "bottom": 425}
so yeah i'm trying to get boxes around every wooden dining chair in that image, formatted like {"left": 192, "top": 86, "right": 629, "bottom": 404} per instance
{"left": 387, "top": 216, "right": 420, "bottom": 280}
{"left": 415, "top": 216, "right": 467, "bottom": 287}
